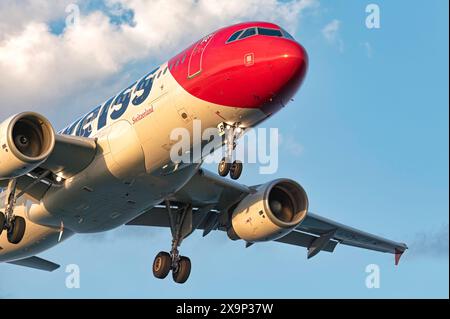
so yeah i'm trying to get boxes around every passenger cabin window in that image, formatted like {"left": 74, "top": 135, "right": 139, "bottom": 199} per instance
{"left": 238, "top": 27, "right": 256, "bottom": 39}
{"left": 257, "top": 28, "right": 283, "bottom": 37}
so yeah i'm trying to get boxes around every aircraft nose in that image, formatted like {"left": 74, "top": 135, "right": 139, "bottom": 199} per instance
{"left": 255, "top": 39, "right": 308, "bottom": 115}
{"left": 282, "top": 41, "right": 308, "bottom": 78}
{"left": 265, "top": 40, "right": 308, "bottom": 109}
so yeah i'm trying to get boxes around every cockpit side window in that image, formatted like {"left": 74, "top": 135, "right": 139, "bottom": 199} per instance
{"left": 257, "top": 28, "right": 283, "bottom": 37}
{"left": 238, "top": 27, "right": 257, "bottom": 40}
{"left": 281, "top": 28, "right": 296, "bottom": 41}
{"left": 227, "top": 30, "right": 243, "bottom": 43}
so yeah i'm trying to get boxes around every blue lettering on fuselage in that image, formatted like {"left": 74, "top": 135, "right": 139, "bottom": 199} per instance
{"left": 97, "top": 96, "right": 115, "bottom": 131}
{"left": 110, "top": 82, "right": 136, "bottom": 120}
{"left": 62, "top": 117, "right": 82, "bottom": 135}
{"left": 133, "top": 69, "right": 157, "bottom": 105}
{"left": 76, "top": 105, "right": 101, "bottom": 137}
{"left": 60, "top": 67, "right": 160, "bottom": 137}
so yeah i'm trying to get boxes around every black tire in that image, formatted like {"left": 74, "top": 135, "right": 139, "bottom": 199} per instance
{"left": 172, "top": 256, "right": 191, "bottom": 284}
{"left": 7, "top": 216, "right": 26, "bottom": 245}
{"left": 153, "top": 251, "right": 172, "bottom": 279}
{"left": 218, "top": 157, "right": 231, "bottom": 177}
{"left": 230, "top": 160, "right": 243, "bottom": 180}
{"left": 0, "top": 213, "right": 5, "bottom": 237}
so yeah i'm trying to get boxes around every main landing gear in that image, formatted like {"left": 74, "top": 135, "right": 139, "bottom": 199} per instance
{"left": 152, "top": 201, "right": 193, "bottom": 284}
{"left": 0, "top": 179, "right": 26, "bottom": 244}
{"left": 218, "top": 124, "right": 244, "bottom": 180}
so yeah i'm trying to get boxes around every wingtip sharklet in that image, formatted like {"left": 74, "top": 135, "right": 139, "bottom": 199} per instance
{"left": 394, "top": 246, "right": 407, "bottom": 266}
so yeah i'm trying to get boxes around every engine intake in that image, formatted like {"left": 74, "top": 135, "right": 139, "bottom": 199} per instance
{"left": 227, "top": 179, "right": 309, "bottom": 243}
{"left": 0, "top": 112, "right": 55, "bottom": 179}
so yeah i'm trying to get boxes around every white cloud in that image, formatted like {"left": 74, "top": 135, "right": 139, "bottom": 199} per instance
{"left": 279, "top": 133, "right": 304, "bottom": 157}
{"left": 0, "top": 0, "right": 317, "bottom": 122}
{"left": 322, "top": 19, "right": 343, "bottom": 52}
{"left": 0, "top": 0, "right": 71, "bottom": 40}
{"left": 322, "top": 19, "right": 340, "bottom": 41}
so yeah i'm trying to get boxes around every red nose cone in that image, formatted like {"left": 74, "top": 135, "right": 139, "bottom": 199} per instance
{"left": 260, "top": 40, "right": 308, "bottom": 114}
{"left": 167, "top": 24, "right": 308, "bottom": 115}
{"left": 280, "top": 41, "right": 309, "bottom": 91}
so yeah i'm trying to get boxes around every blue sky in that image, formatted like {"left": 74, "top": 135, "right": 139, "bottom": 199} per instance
{"left": 0, "top": 0, "right": 448, "bottom": 298}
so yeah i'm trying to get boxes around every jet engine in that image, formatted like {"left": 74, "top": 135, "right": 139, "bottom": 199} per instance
{"left": 0, "top": 112, "right": 55, "bottom": 180}
{"left": 227, "top": 179, "right": 309, "bottom": 243}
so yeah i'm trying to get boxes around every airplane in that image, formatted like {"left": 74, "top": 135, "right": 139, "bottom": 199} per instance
{"left": 0, "top": 21, "right": 407, "bottom": 284}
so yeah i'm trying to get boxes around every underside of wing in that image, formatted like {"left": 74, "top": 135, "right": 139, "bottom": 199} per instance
{"left": 40, "top": 134, "right": 97, "bottom": 179}
{"left": 275, "top": 230, "right": 338, "bottom": 253}
{"left": 127, "top": 206, "right": 341, "bottom": 254}
{"left": 298, "top": 213, "right": 408, "bottom": 264}
{"left": 168, "top": 168, "right": 254, "bottom": 210}
{"left": 127, "top": 168, "right": 407, "bottom": 264}
{"left": 7, "top": 256, "right": 60, "bottom": 272}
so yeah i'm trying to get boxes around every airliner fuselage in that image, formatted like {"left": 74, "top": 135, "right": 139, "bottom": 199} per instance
{"left": 0, "top": 22, "right": 307, "bottom": 262}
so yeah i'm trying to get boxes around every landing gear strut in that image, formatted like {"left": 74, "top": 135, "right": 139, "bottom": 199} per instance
{"left": 1, "top": 179, "right": 26, "bottom": 244}
{"left": 152, "top": 201, "right": 192, "bottom": 284}
{"left": 218, "top": 124, "right": 244, "bottom": 180}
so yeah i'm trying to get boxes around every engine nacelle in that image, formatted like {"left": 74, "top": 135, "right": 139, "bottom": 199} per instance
{"left": 227, "top": 179, "right": 309, "bottom": 243}
{"left": 0, "top": 112, "right": 55, "bottom": 180}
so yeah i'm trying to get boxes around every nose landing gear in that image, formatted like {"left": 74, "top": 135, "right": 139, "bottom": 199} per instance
{"left": 152, "top": 201, "right": 193, "bottom": 284}
{"left": 230, "top": 160, "right": 243, "bottom": 180}
{"left": 218, "top": 157, "right": 231, "bottom": 177}
{"left": 217, "top": 124, "right": 244, "bottom": 180}
{"left": 1, "top": 179, "right": 26, "bottom": 244}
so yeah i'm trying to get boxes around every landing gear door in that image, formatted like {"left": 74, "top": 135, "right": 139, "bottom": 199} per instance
{"left": 188, "top": 33, "right": 214, "bottom": 79}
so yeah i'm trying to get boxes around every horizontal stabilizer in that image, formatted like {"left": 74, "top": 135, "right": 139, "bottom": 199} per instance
{"left": 7, "top": 256, "right": 60, "bottom": 272}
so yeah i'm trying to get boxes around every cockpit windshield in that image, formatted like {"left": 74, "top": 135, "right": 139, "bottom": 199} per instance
{"left": 226, "top": 26, "right": 295, "bottom": 43}
{"left": 257, "top": 28, "right": 283, "bottom": 37}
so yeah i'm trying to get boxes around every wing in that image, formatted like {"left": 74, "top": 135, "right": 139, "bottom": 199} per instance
{"left": 0, "top": 134, "right": 97, "bottom": 201}
{"left": 7, "top": 256, "right": 60, "bottom": 272}
{"left": 127, "top": 168, "right": 408, "bottom": 265}
{"left": 297, "top": 213, "right": 407, "bottom": 263}
{"left": 40, "top": 134, "right": 97, "bottom": 178}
